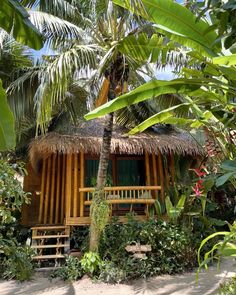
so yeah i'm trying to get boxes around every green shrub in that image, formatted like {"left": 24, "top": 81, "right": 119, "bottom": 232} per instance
{"left": 51, "top": 256, "right": 84, "bottom": 281}
{"left": 99, "top": 217, "right": 197, "bottom": 281}
{"left": 81, "top": 251, "right": 102, "bottom": 275}
{"left": 2, "top": 246, "right": 35, "bottom": 281}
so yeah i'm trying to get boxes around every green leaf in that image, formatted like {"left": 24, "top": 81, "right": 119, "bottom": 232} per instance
{"left": 220, "top": 160, "right": 236, "bottom": 172}
{"left": 197, "top": 231, "right": 229, "bottom": 265}
{"left": 113, "top": 0, "right": 220, "bottom": 56}
{"left": 176, "top": 194, "right": 186, "bottom": 210}
{"left": 128, "top": 104, "right": 193, "bottom": 134}
{"left": 0, "top": 0, "right": 43, "bottom": 49}
{"left": 213, "top": 54, "right": 236, "bottom": 66}
{"left": 85, "top": 79, "right": 200, "bottom": 120}
{"left": 0, "top": 80, "right": 15, "bottom": 151}
{"left": 216, "top": 172, "right": 236, "bottom": 187}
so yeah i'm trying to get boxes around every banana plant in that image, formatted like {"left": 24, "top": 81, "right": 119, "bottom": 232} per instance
{"left": 85, "top": 0, "right": 236, "bottom": 139}
{"left": 197, "top": 221, "right": 236, "bottom": 277}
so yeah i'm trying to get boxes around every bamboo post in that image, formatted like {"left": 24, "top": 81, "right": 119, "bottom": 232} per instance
{"left": 49, "top": 154, "right": 56, "bottom": 224}
{"left": 61, "top": 154, "right": 66, "bottom": 223}
{"left": 39, "top": 159, "right": 46, "bottom": 224}
{"left": 152, "top": 154, "right": 158, "bottom": 199}
{"left": 55, "top": 154, "right": 61, "bottom": 224}
{"left": 44, "top": 156, "right": 52, "bottom": 224}
{"left": 73, "top": 153, "right": 78, "bottom": 217}
{"left": 157, "top": 152, "right": 165, "bottom": 202}
{"left": 80, "top": 151, "right": 85, "bottom": 217}
{"left": 170, "top": 153, "right": 175, "bottom": 185}
{"left": 145, "top": 152, "right": 151, "bottom": 185}
{"left": 66, "top": 153, "right": 72, "bottom": 220}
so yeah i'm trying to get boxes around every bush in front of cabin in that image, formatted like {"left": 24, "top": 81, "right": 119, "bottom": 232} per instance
{"left": 98, "top": 216, "right": 197, "bottom": 282}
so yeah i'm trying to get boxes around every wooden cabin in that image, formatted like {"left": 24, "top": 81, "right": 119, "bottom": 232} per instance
{"left": 22, "top": 119, "right": 203, "bottom": 264}
{"left": 22, "top": 119, "right": 203, "bottom": 228}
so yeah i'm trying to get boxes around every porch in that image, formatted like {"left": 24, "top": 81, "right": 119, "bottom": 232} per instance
{"left": 23, "top": 151, "right": 169, "bottom": 227}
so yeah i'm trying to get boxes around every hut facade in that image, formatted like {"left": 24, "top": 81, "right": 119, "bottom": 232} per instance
{"left": 22, "top": 119, "right": 203, "bottom": 228}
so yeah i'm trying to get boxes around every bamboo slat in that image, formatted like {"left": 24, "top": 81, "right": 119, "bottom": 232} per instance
{"left": 44, "top": 156, "right": 52, "bottom": 224}
{"left": 61, "top": 154, "right": 66, "bottom": 223}
{"left": 39, "top": 159, "right": 46, "bottom": 224}
{"left": 49, "top": 154, "right": 56, "bottom": 224}
{"left": 65, "top": 154, "right": 72, "bottom": 220}
{"left": 55, "top": 154, "right": 61, "bottom": 224}
{"left": 73, "top": 154, "right": 78, "bottom": 217}
{"left": 157, "top": 153, "right": 165, "bottom": 202}
{"left": 80, "top": 151, "right": 85, "bottom": 217}
{"left": 145, "top": 152, "right": 151, "bottom": 185}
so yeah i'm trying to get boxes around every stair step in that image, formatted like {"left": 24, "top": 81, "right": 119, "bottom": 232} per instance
{"left": 33, "top": 254, "right": 65, "bottom": 260}
{"left": 32, "top": 235, "right": 69, "bottom": 239}
{"left": 31, "top": 226, "right": 69, "bottom": 230}
{"left": 32, "top": 244, "right": 70, "bottom": 249}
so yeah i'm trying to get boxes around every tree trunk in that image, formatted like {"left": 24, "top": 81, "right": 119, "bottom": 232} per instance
{"left": 89, "top": 84, "right": 115, "bottom": 252}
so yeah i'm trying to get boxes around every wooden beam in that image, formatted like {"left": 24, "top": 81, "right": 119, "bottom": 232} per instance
{"left": 44, "top": 156, "right": 51, "bottom": 224}
{"left": 61, "top": 154, "right": 66, "bottom": 223}
{"left": 164, "top": 157, "right": 170, "bottom": 190}
{"left": 145, "top": 152, "right": 151, "bottom": 185}
{"left": 65, "top": 153, "right": 72, "bottom": 220}
{"left": 39, "top": 159, "right": 46, "bottom": 224}
{"left": 55, "top": 154, "right": 61, "bottom": 224}
{"left": 80, "top": 151, "right": 85, "bottom": 217}
{"left": 157, "top": 152, "right": 165, "bottom": 202}
{"left": 73, "top": 153, "right": 78, "bottom": 217}
{"left": 49, "top": 154, "right": 56, "bottom": 224}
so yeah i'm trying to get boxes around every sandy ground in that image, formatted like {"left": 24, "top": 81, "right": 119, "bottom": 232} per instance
{"left": 0, "top": 258, "right": 235, "bottom": 295}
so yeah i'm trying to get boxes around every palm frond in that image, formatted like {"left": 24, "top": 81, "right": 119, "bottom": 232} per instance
{"left": 29, "top": 10, "right": 84, "bottom": 48}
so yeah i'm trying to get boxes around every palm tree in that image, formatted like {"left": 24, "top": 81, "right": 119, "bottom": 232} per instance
{"left": 7, "top": 0, "right": 194, "bottom": 250}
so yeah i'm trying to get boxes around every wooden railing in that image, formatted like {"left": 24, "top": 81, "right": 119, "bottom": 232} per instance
{"left": 79, "top": 185, "right": 161, "bottom": 205}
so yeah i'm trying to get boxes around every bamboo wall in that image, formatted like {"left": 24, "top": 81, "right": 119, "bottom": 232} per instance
{"left": 23, "top": 151, "right": 175, "bottom": 226}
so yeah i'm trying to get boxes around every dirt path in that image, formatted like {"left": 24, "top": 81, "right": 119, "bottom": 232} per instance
{"left": 0, "top": 258, "right": 235, "bottom": 295}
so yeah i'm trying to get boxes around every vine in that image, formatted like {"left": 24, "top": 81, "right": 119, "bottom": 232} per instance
{"left": 90, "top": 189, "right": 110, "bottom": 234}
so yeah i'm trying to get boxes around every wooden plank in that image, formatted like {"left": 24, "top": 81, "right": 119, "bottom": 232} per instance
{"left": 73, "top": 154, "right": 78, "bottom": 217}
{"left": 32, "top": 255, "right": 65, "bottom": 259}
{"left": 79, "top": 185, "right": 161, "bottom": 192}
{"left": 65, "top": 154, "right": 72, "bottom": 220}
{"left": 84, "top": 199, "right": 156, "bottom": 205}
{"left": 39, "top": 159, "right": 46, "bottom": 224}
{"left": 44, "top": 156, "right": 52, "bottom": 224}
{"left": 80, "top": 151, "right": 85, "bottom": 217}
{"left": 32, "top": 244, "right": 70, "bottom": 249}
{"left": 164, "top": 157, "right": 170, "bottom": 190}
{"left": 31, "top": 226, "right": 69, "bottom": 230}
{"left": 61, "top": 154, "right": 66, "bottom": 223}
{"left": 50, "top": 154, "right": 56, "bottom": 224}
{"left": 65, "top": 215, "right": 147, "bottom": 226}
{"left": 55, "top": 154, "right": 61, "bottom": 224}
{"left": 32, "top": 235, "right": 69, "bottom": 239}
{"left": 145, "top": 152, "right": 151, "bottom": 185}
{"left": 157, "top": 153, "right": 165, "bottom": 202}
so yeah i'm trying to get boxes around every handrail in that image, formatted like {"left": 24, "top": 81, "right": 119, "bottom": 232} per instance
{"left": 79, "top": 185, "right": 161, "bottom": 192}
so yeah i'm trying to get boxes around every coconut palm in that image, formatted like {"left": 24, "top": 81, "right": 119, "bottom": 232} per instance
{"left": 7, "top": 0, "right": 196, "bottom": 250}
{"left": 0, "top": 0, "right": 43, "bottom": 151}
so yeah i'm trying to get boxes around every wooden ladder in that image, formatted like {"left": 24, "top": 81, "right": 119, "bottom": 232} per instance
{"left": 31, "top": 226, "right": 70, "bottom": 267}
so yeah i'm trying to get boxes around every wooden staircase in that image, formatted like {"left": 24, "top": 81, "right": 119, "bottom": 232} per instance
{"left": 31, "top": 226, "right": 70, "bottom": 267}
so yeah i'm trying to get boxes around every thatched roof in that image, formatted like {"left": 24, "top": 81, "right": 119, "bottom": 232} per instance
{"left": 29, "top": 119, "right": 203, "bottom": 169}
